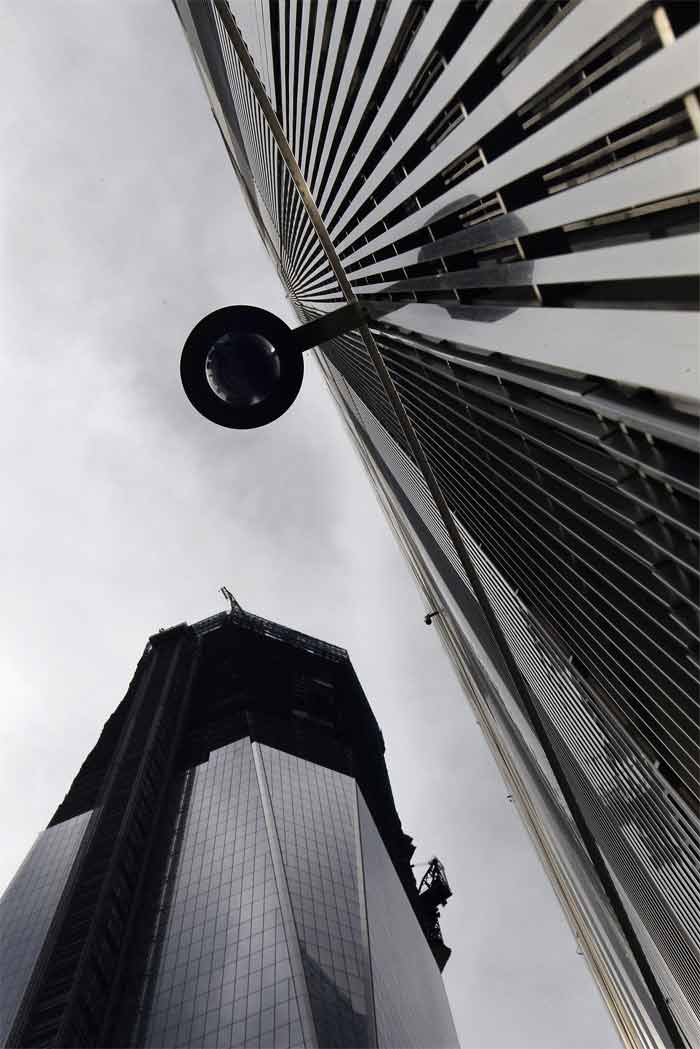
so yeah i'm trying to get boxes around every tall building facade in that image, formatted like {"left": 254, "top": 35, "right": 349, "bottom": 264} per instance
{"left": 172, "top": 3, "right": 699, "bottom": 1047}
{"left": 0, "top": 605, "right": 458, "bottom": 1048}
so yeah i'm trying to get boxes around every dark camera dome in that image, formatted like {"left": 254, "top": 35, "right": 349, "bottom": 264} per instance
{"left": 181, "top": 305, "right": 304, "bottom": 429}
{"left": 205, "top": 332, "right": 282, "bottom": 408}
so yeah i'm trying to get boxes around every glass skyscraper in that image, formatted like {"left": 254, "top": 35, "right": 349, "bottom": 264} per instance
{"left": 0, "top": 605, "right": 458, "bottom": 1048}
{"left": 171, "top": 3, "right": 699, "bottom": 1048}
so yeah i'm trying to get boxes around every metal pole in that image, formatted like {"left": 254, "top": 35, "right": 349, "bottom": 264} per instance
{"left": 213, "top": 5, "right": 683, "bottom": 1042}
{"left": 290, "top": 301, "right": 368, "bottom": 353}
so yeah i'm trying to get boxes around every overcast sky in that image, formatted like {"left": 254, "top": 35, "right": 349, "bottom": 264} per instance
{"left": 1, "top": 4, "right": 618, "bottom": 1046}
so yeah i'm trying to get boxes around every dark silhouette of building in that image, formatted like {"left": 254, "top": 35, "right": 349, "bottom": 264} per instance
{"left": 0, "top": 604, "right": 458, "bottom": 1048}
{"left": 172, "top": 3, "right": 700, "bottom": 1044}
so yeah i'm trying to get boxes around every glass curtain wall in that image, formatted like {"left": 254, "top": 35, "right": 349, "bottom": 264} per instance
{"left": 0, "top": 812, "right": 91, "bottom": 1045}
{"left": 131, "top": 738, "right": 457, "bottom": 1049}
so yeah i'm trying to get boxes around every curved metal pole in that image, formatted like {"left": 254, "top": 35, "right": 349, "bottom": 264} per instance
{"left": 212, "top": 4, "right": 683, "bottom": 1042}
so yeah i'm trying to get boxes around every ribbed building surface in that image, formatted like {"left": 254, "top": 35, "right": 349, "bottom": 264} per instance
{"left": 173, "top": 3, "right": 700, "bottom": 1046}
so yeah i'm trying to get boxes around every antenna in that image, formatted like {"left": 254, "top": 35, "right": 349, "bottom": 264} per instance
{"left": 220, "top": 586, "right": 242, "bottom": 614}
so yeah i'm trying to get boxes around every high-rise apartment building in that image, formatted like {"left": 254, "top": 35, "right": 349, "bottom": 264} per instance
{"left": 172, "top": 3, "right": 699, "bottom": 1047}
{"left": 0, "top": 604, "right": 458, "bottom": 1048}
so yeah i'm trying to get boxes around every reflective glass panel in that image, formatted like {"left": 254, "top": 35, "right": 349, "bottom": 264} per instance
{"left": 358, "top": 791, "right": 459, "bottom": 1047}
{"left": 137, "top": 739, "right": 306, "bottom": 1049}
{"left": 260, "top": 746, "right": 372, "bottom": 1047}
{"left": 0, "top": 810, "right": 91, "bottom": 1045}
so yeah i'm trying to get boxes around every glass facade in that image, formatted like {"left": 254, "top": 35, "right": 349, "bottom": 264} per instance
{"left": 259, "top": 745, "right": 372, "bottom": 1046}
{"left": 357, "top": 794, "right": 459, "bottom": 1049}
{"left": 137, "top": 739, "right": 307, "bottom": 1049}
{"left": 0, "top": 810, "right": 90, "bottom": 1045}
{"left": 128, "top": 737, "right": 457, "bottom": 1048}
{"left": 3, "top": 614, "right": 456, "bottom": 1047}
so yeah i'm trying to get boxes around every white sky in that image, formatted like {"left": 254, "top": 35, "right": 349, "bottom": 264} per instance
{"left": 1, "top": 3, "right": 617, "bottom": 1046}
